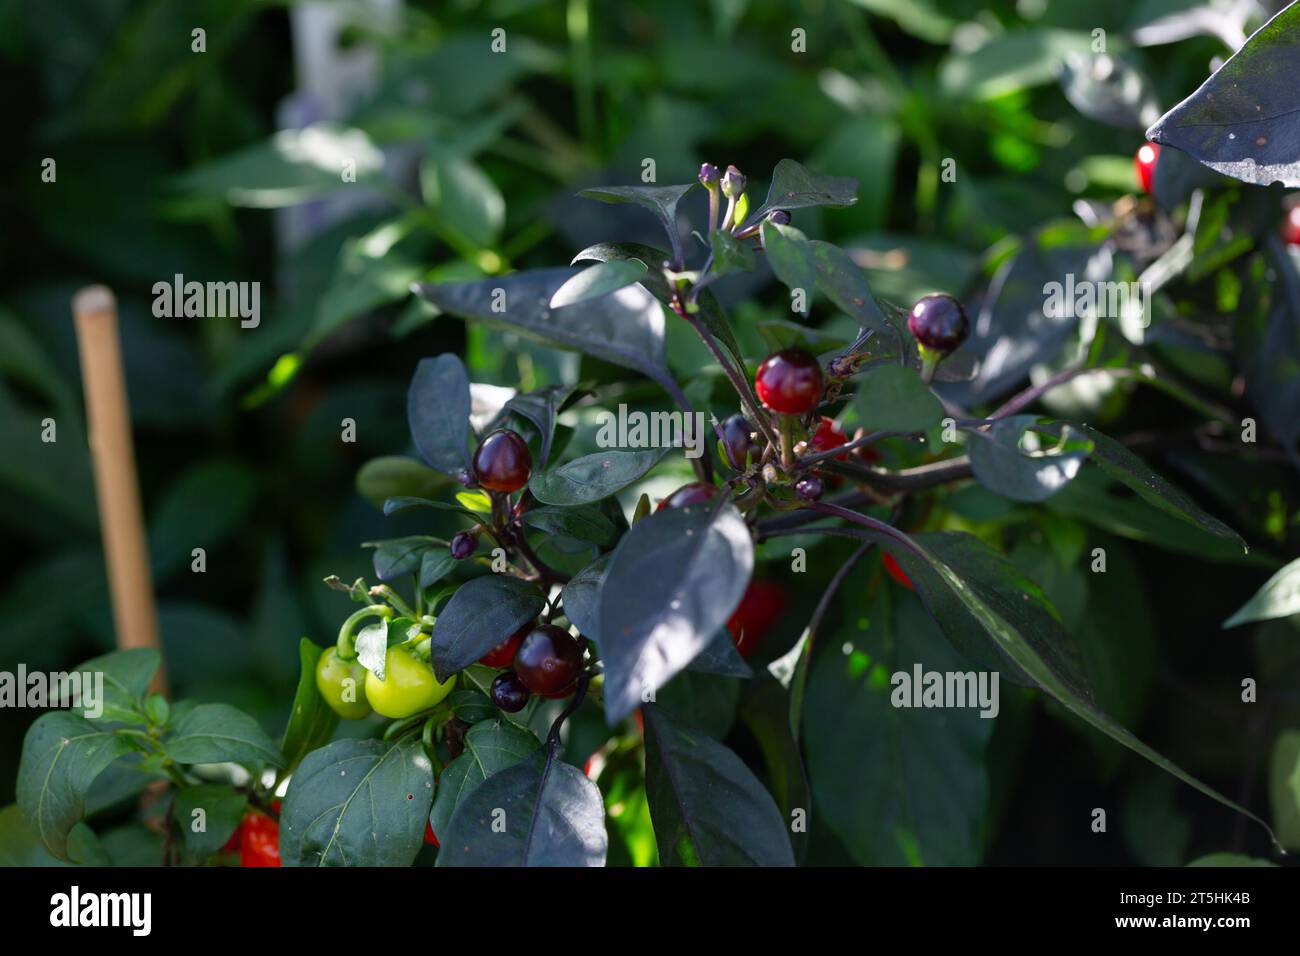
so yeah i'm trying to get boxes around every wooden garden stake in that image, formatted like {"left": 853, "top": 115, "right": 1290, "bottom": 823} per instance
{"left": 72, "top": 285, "right": 166, "bottom": 694}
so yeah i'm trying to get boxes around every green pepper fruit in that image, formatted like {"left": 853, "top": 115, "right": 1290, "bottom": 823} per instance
{"left": 365, "top": 643, "right": 456, "bottom": 719}
{"left": 315, "top": 647, "right": 373, "bottom": 720}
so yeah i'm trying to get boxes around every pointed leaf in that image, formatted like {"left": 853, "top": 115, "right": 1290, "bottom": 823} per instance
{"left": 280, "top": 736, "right": 433, "bottom": 867}
{"left": 408, "top": 354, "right": 472, "bottom": 476}
{"left": 1146, "top": 3, "right": 1300, "bottom": 187}
{"left": 280, "top": 639, "right": 339, "bottom": 773}
{"left": 642, "top": 704, "right": 794, "bottom": 866}
{"left": 761, "top": 221, "right": 816, "bottom": 313}
{"left": 598, "top": 504, "right": 753, "bottom": 724}
{"left": 17, "top": 712, "right": 133, "bottom": 860}
{"left": 164, "top": 704, "right": 284, "bottom": 768}
{"left": 852, "top": 364, "right": 943, "bottom": 434}
{"left": 576, "top": 183, "right": 695, "bottom": 264}
{"left": 415, "top": 270, "right": 673, "bottom": 396}
{"left": 709, "top": 230, "right": 756, "bottom": 276}
{"left": 429, "top": 720, "right": 541, "bottom": 838}
{"left": 743, "top": 159, "right": 858, "bottom": 228}
{"left": 1069, "top": 423, "right": 1246, "bottom": 547}
{"left": 437, "top": 752, "right": 607, "bottom": 866}
{"left": 1224, "top": 557, "right": 1300, "bottom": 628}
{"left": 549, "top": 260, "right": 648, "bottom": 309}
{"left": 855, "top": 524, "right": 1280, "bottom": 848}
{"left": 428, "top": 576, "right": 547, "bottom": 681}
{"left": 529, "top": 448, "right": 668, "bottom": 506}
{"left": 967, "top": 416, "right": 1092, "bottom": 503}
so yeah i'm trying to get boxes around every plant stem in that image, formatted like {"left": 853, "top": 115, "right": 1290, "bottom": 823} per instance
{"left": 805, "top": 540, "right": 875, "bottom": 644}
{"left": 819, "top": 455, "right": 973, "bottom": 491}
{"left": 516, "top": 532, "right": 572, "bottom": 585}
{"left": 337, "top": 604, "right": 394, "bottom": 659}
{"left": 779, "top": 414, "right": 795, "bottom": 470}
{"left": 681, "top": 310, "right": 781, "bottom": 454}
{"left": 522, "top": 675, "right": 589, "bottom": 860}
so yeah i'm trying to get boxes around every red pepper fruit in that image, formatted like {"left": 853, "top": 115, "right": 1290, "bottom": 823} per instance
{"left": 883, "top": 553, "right": 915, "bottom": 591}
{"left": 726, "top": 580, "right": 788, "bottom": 658}
{"left": 238, "top": 810, "right": 281, "bottom": 867}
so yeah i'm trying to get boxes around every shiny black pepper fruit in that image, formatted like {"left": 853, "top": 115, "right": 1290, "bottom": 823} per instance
{"left": 907, "top": 293, "right": 970, "bottom": 355}
{"left": 472, "top": 429, "right": 532, "bottom": 493}
{"left": 513, "top": 624, "right": 584, "bottom": 697}
{"left": 490, "top": 671, "right": 531, "bottom": 713}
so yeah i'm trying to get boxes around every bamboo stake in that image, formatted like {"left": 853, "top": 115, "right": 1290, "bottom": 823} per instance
{"left": 72, "top": 286, "right": 166, "bottom": 695}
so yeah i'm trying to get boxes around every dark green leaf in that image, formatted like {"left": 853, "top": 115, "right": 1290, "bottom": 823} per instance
{"left": 549, "top": 260, "right": 648, "bottom": 308}
{"left": 598, "top": 504, "right": 754, "bottom": 724}
{"left": 0, "top": 804, "right": 105, "bottom": 866}
{"left": 522, "top": 504, "right": 618, "bottom": 547}
{"left": 852, "top": 364, "right": 943, "bottom": 434}
{"left": 367, "top": 535, "right": 439, "bottom": 582}
{"left": 686, "top": 632, "right": 752, "bottom": 678}
{"left": 529, "top": 448, "right": 667, "bottom": 506}
{"left": 1146, "top": 3, "right": 1300, "bottom": 187}
{"left": 446, "top": 688, "right": 496, "bottom": 724}
{"left": 642, "top": 704, "right": 794, "bottom": 866}
{"left": 1224, "top": 557, "right": 1300, "bottom": 628}
{"left": 888, "top": 531, "right": 1087, "bottom": 694}
{"left": 17, "top": 712, "right": 133, "bottom": 860}
{"left": 560, "top": 554, "right": 611, "bottom": 637}
{"left": 164, "top": 704, "right": 284, "bottom": 768}
{"left": 281, "top": 736, "right": 433, "bottom": 867}
{"left": 429, "top": 575, "right": 547, "bottom": 681}
{"left": 61, "top": 648, "right": 160, "bottom": 723}
{"left": 738, "top": 679, "right": 811, "bottom": 864}
{"left": 172, "top": 784, "right": 248, "bottom": 862}
{"left": 408, "top": 354, "right": 472, "bottom": 476}
{"left": 1045, "top": 467, "right": 1269, "bottom": 565}
{"left": 709, "top": 230, "right": 755, "bottom": 276}
{"left": 501, "top": 383, "right": 585, "bottom": 471}
{"left": 744, "top": 158, "right": 858, "bottom": 227}
{"left": 967, "top": 416, "right": 1092, "bottom": 503}
{"left": 576, "top": 183, "right": 695, "bottom": 264}
{"left": 420, "top": 548, "right": 458, "bottom": 590}
{"left": 356, "top": 457, "right": 452, "bottom": 509}
{"left": 865, "top": 526, "right": 1280, "bottom": 847}
{"left": 437, "top": 752, "right": 607, "bottom": 866}
{"left": 572, "top": 241, "right": 669, "bottom": 272}
{"left": 382, "top": 496, "right": 481, "bottom": 521}
{"left": 808, "top": 240, "right": 893, "bottom": 335}
{"left": 415, "top": 270, "right": 676, "bottom": 400}
{"left": 805, "top": 588, "right": 992, "bottom": 865}
{"left": 761, "top": 221, "right": 816, "bottom": 313}
{"left": 429, "top": 720, "right": 541, "bottom": 838}
{"left": 1070, "top": 423, "right": 1246, "bottom": 547}
{"left": 280, "top": 639, "right": 339, "bottom": 773}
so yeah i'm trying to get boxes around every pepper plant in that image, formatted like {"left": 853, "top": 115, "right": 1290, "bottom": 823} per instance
{"left": 14, "top": 119, "right": 1299, "bottom": 863}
